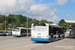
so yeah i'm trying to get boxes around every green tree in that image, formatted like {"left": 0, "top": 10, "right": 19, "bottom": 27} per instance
{"left": 0, "top": 14, "right": 54, "bottom": 28}
{"left": 21, "top": 22, "right": 27, "bottom": 27}
{"left": 58, "top": 19, "right": 71, "bottom": 29}
{"left": 2, "top": 21, "right": 9, "bottom": 30}
{"left": 39, "top": 19, "right": 48, "bottom": 23}
{"left": 29, "top": 19, "right": 39, "bottom": 28}
{"left": 11, "top": 20, "right": 21, "bottom": 28}
{"left": 0, "top": 27, "right": 3, "bottom": 30}
{"left": 0, "top": 15, "right": 5, "bottom": 23}
{"left": 39, "top": 19, "right": 53, "bottom": 24}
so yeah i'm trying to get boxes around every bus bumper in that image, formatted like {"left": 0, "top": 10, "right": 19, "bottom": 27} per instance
{"left": 12, "top": 34, "right": 20, "bottom": 36}
{"left": 31, "top": 38, "right": 50, "bottom": 42}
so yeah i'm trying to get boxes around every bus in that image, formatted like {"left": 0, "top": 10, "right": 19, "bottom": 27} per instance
{"left": 12, "top": 27, "right": 31, "bottom": 36}
{"left": 31, "top": 23, "right": 65, "bottom": 42}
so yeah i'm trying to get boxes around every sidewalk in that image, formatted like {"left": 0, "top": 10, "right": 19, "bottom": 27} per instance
{"left": 33, "top": 36, "right": 75, "bottom": 50}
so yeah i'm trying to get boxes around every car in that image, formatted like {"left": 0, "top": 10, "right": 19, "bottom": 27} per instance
{"left": 5, "top": 31, "right": 12, "bottom": 36}
{"left": 1, "top": 31, "right": 6, "bottom": 36}
{"left": 0, "top": 31, "right": 3, "bottom": 36}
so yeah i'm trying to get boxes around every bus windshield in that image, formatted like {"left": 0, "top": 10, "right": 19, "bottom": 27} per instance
{"left": 13, "top": 28, "right": 19, "bottom": 31}
{"left": 33, "top": 24, "right": 47, "bottom": 31}
{"left": 34, "top": 23, "right": 46, "bottom": 26}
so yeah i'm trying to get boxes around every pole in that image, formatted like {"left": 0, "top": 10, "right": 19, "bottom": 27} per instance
{"left": 27, "top": 12, "right": 28, "bottom": 37}
{"left": 5, "top": 16, "right": 6, "bottom": 31}
{"left": 26, "top": 2, "right": 33, "bottom": 37}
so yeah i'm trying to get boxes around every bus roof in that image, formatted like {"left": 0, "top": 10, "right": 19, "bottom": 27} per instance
{"left": 32, "top": 23, "right": 63, "bottom": 28}
{"left": 16, "top": 27, "right": 31, "bottom": 29}
{"left": 49, "top": 24, "right": 63, "bottom": 28}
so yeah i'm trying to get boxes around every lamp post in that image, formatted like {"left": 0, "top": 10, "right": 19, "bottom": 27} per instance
{"left": 5, "top": 16, "right": 6, "bottom": 31}
{"left": 27, "top": 2, "right": 33, "bottom": 37}
{"left": 26, "top": 5, "right": 29, "bottom": 37}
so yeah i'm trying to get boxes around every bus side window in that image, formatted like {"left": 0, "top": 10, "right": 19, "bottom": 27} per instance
{"left": 49, "top": 26, "right": 51, "bottom": 35}
{"left": 51, "top": 27, "right": 54, "bottom": 35}
{"left": 61, "top": 28, "right": 64, "bottom": 34}
{"left": 60, "top": 28, "right": 63, "bottom": 34}
{"left": 51, "top": 28, "right": 53, "bottom": 33}
{"left": 58, "top": 28, "right": 60, "bottom": 34}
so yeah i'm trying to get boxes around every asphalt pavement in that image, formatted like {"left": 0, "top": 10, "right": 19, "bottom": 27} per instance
{"left": 0, "top": 35, "right": 75, "bottom": 50}
{"left": 0, "top": 36, "right": 46, "bottom": 50}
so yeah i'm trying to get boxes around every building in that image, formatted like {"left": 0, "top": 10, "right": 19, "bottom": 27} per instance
{"left": 0, "top": 23, "right": 22, "bottom": 28}
{"left": 0, "top": 23, "right": 12, "bottom": 28}
{"left": 0, "top": 23, "right": 3, "bottom": 27}
{"left": 65, "top": 20, "right": 75, "bottom": 36}
{"left": 65, "top": 20, "right": 75, "bottom": 28}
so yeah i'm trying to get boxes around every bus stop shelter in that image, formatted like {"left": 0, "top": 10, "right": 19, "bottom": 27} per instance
{"left": 65, "top": 20, "right": 75, "bottom": 28}
{"left": 65, "top": 20, "right": 75, "bottom": 37}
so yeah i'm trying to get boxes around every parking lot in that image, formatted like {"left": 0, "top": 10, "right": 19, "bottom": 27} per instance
{"left": 0, "top": 36, "right": 75, "bottom": 50}
{"left": 0, "top": 36, "right": 46, "bottom": 50}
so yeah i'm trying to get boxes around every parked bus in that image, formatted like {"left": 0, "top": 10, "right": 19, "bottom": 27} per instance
{"left": 12, "top": 27, "right": 31, "bottom": 36}
{"left": 31, "top": 23, "right": 65, "bottom": 42}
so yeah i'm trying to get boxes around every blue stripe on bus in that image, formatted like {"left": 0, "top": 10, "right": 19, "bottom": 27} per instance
{"left": 31, "top": 38, "right": 50, "bottom": 42}
{"left": 12, "top": 34, "right": 20, "bottom": 36}
{"left": 60, "top": 36, "right": 62, "bottom": 39}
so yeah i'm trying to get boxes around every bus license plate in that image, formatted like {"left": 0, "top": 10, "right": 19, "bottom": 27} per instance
{"left": 37, "top": 36, "right": 41, "bottom": 38}
{"left": 38, "top": 33, "right": 41, "bottom": 35}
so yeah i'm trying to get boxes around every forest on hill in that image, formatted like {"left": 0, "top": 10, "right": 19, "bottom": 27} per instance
{"left": 0, "top": 14, "right": 70, "bottom": 30}
{"left": 0, "top": 14, "right": 53, "bottom": 30}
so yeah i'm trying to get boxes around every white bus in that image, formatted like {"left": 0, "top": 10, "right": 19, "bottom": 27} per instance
{"left": 12, "top": 27, "right": 31, "bottom": 36}
{"left": 31, "top": 23, "right": 65, "bottom": 42}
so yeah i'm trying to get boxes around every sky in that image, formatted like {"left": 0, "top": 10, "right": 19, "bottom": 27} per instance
{"left": 0, "top": 0, "right": 75, "bottom": 24}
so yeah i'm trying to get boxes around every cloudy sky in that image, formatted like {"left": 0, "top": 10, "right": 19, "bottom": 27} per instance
{"left": 0, "top": 0, "right": 75, "bottom": 23}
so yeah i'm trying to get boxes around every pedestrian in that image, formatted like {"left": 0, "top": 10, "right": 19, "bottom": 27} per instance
{"left": 66, "top": 28, "right": 70, "bottom": 37}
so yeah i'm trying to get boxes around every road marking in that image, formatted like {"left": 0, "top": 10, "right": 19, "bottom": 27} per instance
{"left": 30, "top": 43, "right": 39, "bottom": 46}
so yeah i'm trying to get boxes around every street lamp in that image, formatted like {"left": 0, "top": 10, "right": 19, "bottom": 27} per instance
{"left": 27, "top": 2, "right": 33, "bottom": 37}
{"left": 5, "top": 16, "right": 6, "bottom": 31}
{"left": 27, "top": 13, "right": 28, "bottom": 37}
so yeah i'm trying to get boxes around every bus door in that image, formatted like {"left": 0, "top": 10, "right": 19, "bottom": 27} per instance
{"left": 21, "top": 29, "right": 27, "bottom": 36}
{"left": 50, "top": 27, "right": 54, "bottom": 41}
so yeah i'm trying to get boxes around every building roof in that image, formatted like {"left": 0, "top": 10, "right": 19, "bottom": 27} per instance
{"left": 0, "top": 23, "right": 12, "bottom": 26}
{"left": 65, "top": 20, "right": 75, "bottom": 25}
{"left": 65, "top": 20, "right": 75, "bottom": 28}
{"left": 65, "top": 20, "right": 75, "bottom": 23}
{"left": 0, "top": 23, "right": 3, "bottom": 25}
{"left": 8, "top": 24, "right": 12, "bottom": 26}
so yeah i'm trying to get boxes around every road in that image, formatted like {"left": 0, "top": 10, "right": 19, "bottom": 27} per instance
{"left": 0, "top": 36, "right": 46, "bottom": 50}
{"left": 0, "top": 36, "right": 75, "bottom": 50}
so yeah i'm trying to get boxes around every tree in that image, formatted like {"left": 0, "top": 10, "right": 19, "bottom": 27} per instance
{"left": 29, "top": 19, "right": 39, "bottom": 28}
{"left": 39, "top": 19, "right": 53, "bottom": 24}
{"left": 0, "top": 14, "right": 54, "bottom": 28}
{"left": 0, "top": 15, "right": 5, "bottom": 23}
{"left": 58, "top": 19, "right": 71, "bottom": 29}
{"left": 2, "top": 21, "right": 9, "bottom": 30}
{"left": 21, "top": 22, "right": 27, "bottom": 27}
{"left": 48, "top": 21, "right": 53, "bottom": 24}
{"left": 11, "top": 20, "right": 21, "bottom": 28}
{"left": 39, "top": 19, "right": 48, "bottom": 23}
